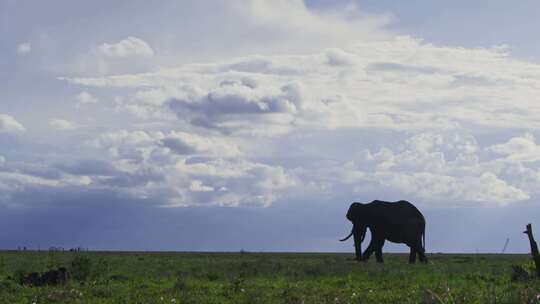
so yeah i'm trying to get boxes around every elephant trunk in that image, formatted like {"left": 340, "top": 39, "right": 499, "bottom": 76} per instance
{"left": 340, "top": 223, "right": 366, "bottom": 261}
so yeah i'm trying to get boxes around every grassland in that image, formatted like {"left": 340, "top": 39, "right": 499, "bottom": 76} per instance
{"left": 0, "top": 251, "right": 539, "bottom": 303}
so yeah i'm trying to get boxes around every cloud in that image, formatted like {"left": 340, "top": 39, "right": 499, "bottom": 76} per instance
{"left": 372, "top": 171, "right": 528, "bottom": 206}
{"left": 75, "top": 91, "right": 98, "bottom": 106}
{"left": 0, "top": 166, "right": 95, "bottom": 208}
{"left": 325, "top": 48, "right": 359, "bottom": 66}
{"left": 168, "top": 80, "right": 306, "bottom": 134}
{"left": 0, "top": 114, "right": 25, "bottom": 133}
{"left": 88, "top": 130, "right": 158, "bottom": 162}
{"left": 302, "top": 131, "right": 533, "bottom": 206}
{"left": 63, "top": 36, "right": 540, "bottom": 134}
{"left": 221, "top": 0, "right": 391, "bottom": 53}
{"left": 161, "top": 131, "right": 241, "bottom": 157}
{"left": 10, "top": 2, "right": 540, "bottom": 209}
{"left": 17, "top": 42, "right": 31, "bottom": 55}
{"left": 58, "top": 129, "right": 293, "bottom": 207}
{"left": 55, "top": 33, "right": 540, "bottom": 207}
{"left": 49, "top": 0, "right": 392, "bottom": 78}
{"left": 55, "top": 159, "right": 117, "bottom": 176}
{"left": 172, "top": 159, "right": 298, "bottom": 207}
{"left": 95, "top": 36, "right": 154, "bottom": 58}
{"left": 49, "top": 119, "right": 76, "bottom": 130}
{"left": 489, "top": 133, "right": 540, "bottom": 162}
{"left": 68, "top": 37, "right": 156, "bottom": 76}
{"left": 190, "top": 180, "right": 214, "bottom": 192}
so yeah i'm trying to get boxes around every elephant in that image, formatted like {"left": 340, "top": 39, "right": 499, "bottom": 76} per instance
{"left": 340, "top": 200, "right": 427, "bottom": 264}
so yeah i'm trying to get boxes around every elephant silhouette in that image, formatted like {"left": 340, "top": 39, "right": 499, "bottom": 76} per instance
{"left": 340, "top": 200, "right": 427, "bottom": 263}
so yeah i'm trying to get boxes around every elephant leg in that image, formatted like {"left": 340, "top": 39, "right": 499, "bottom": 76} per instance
{"left": 412, "top": 239, "right": 427, "bottom": 263}
{"left": 418, "top": 248, "right": 428, "bottom": 263}
{"left": 408, "top": 247, "right": 417, "bottom": 264}
{"left": 375, "top": 239, "right": 385, "bottom": 263}
{"left": 362, "top": 241, "right": 376, "bottom": 262}
{"left": 375, "top": 249, "right": 383, "bottom": 263}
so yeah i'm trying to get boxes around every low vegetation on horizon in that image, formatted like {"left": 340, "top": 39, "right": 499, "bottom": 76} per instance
{"left": 0, "top": 251, "right": 540, "bottom": 303}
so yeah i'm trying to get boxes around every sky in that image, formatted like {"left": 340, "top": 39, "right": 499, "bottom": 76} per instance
{"left": 2, "top": 0, "right": 540, "bottom": 253}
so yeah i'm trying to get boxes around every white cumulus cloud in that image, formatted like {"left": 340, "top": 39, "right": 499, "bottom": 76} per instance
{"left": 489, "top": 133, "right": 540, "bottom": 162}
{"left": 95, "top": 36, "right": 154, "bottom": 58}
{"left": 0, "top": 114, "right": 25, "bottom": 133}
{"left": 76, "top": 91, "right": 98, "bottom": 106}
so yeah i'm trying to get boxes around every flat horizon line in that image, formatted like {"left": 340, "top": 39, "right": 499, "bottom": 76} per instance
{"left": 0, "top": 249, "right": 530, "bottom": 255}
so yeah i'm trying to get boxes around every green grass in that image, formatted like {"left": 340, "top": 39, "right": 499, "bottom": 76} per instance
{"left": 0, "top": 251, "right": 539, "bottom": 303}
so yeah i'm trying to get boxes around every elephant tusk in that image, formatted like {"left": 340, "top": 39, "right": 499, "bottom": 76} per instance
{"left": 340, "top": 228, "right": 354, "bottom": 242}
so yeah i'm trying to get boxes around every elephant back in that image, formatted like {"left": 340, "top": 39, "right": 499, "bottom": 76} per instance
{"left": 368, "top": 200, "right": 425, "bottom": 226}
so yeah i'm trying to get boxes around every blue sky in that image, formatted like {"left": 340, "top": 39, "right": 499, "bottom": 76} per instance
{"left": 1, "top": 0, "right": 540, "bottom": 253}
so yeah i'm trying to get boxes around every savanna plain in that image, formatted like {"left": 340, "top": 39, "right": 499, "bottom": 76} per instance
{"left": 0, "top": 251, "right": 539, "bottom": 304}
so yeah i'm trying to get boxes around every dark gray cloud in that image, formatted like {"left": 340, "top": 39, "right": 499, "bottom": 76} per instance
{"left": 168, "top": 82, "right": 305, "bottom": 134}
{"left": 161, "top": 137, "right": 197, "bottom": 155}
{"left": 170, "top": 83, "right": 302, "bottom": 117}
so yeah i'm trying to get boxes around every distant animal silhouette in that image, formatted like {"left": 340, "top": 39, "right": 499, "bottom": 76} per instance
{"left": 340, "top": 200, "right": 427, "bottom": 263}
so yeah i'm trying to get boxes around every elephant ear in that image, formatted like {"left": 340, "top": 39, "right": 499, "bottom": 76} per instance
{"left": 350, "top": 202, "right": 366, "bottom": 222}
{"left": 347, "top": 202, "right": 362, "bottom": 221}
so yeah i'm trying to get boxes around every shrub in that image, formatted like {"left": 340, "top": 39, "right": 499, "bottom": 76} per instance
{"left": 205, "top": 272, "right": 220, "bottom": 281}
{"left": 511, "top": 265, "right": 530, "bottom": 282}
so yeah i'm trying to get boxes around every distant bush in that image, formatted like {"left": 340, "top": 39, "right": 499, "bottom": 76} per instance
{"left": 511, "top": 261, "right": 537, "bottom": 282}
{"left": 522, "top": 260, "right": 538, "bottom": 276}
{"left": 205, "top": 272, "right": 220, "bottom": 281}
{"left": 174, "top": 270, "right": 186, "bottom": 291}
{"left": 70, "top": 256, "right": 92, "bottom": 281}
